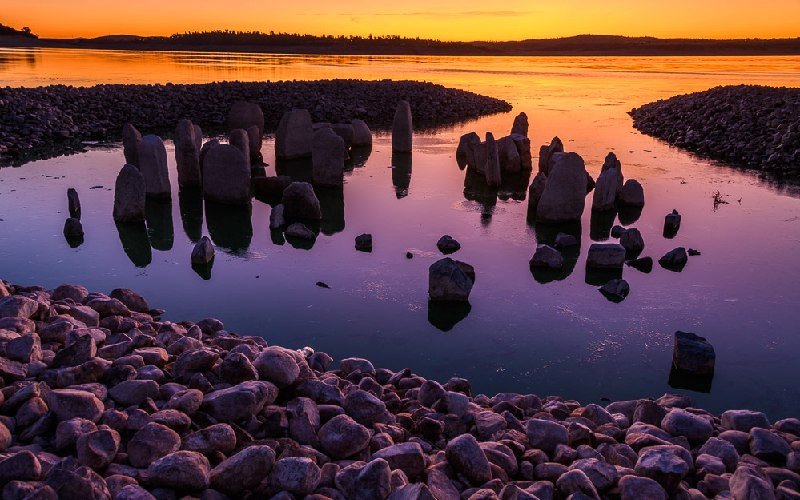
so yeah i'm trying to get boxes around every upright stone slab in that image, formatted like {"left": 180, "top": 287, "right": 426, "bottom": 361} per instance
{"left": 202, "top": 144, "right": 251, "bottom": 205}
{"left": 592, "top": 168, "right": 622, "bottom": 212}
{"left": 392, "top": 100, "right": 413, "bottom": 153}
{"left": 538, "top": 136, "right": 564, "bottom": 175}
{"left": 113, "top": 164, "right": 146, "bottom": 223}
{"left": 457, "top": 132, "right": 481, "bottom": 169}
{"left": 137, "top": 135, "right": 171, "bottom": 199}
{"left": 246, "top": 125, "right": 262, "bottom": 162}
{"left": 281, "top": 182, "right": 322, "bottom": 221}
{"left": 122, "top": 123, "right": 142, "bottom": 167}
{"left": 275, "top": 109, "right": 313, "bottom": 160}
{"left": 312, "top": 127, "right": 345, "bottom": 187}
{"left": 229, "top": 129, "right": 251, "bottom": 169}
{"left": 175, "top": 119, "right": 201, "bottom": 189}
{"left": 536, "top": 152, "right": 588, "bottom": 223}
{"left": 227, "top": 101, "right": 264, "bottom": 161}
{"left": 351, "top": 119, "right": 372, "bottom": 147}
{"left": 67, "top": 188, "right": 81, "bottom": 219}
{"left": 511, "top": 133, "right": 532, "bottom": 170}
{"left": 497, "top": 135, "right": 521, "bottom": 173}
{"left": 484, "top": 133, "right": 501, "bottom": 187}
{"left": 511, "top": 112, "right": 529, "bottom": 136}
{"left": 331, "top": 123, "right": 355, "bottom": 148}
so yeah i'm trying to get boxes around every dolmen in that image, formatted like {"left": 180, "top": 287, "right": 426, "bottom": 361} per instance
{"left": 456, "top": 112, "right": 532, "bottom": 183}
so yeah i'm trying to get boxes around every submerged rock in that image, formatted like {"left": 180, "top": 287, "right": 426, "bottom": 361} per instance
{"left": 586, "top": 243, "right": 626, "bottom": 269}
{"left": 355, "top": 233, "right": 373, "bottom": 252}
{"left": 659, "top": 247, "right": 688, "bottom": 271}
{"left": 619, "top": 179, "right": 645, "bottom": 207}
{"left": 627, "top": 256, "right": 653, "bottom": 273}
{"left": 281, "top": 182, "right": 322, "bottom": 221}
{"left": 436, "top": 235, "right": 461, "bottom": 255}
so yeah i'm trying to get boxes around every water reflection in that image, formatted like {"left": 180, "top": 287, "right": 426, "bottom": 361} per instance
{"left": 65, "top": 233, "right": 84, "bottom": 249}
{"left": 205, "top": 201, "right": 253, "bottom": 253}
{"left": 391, "top": 152, "right": 412, "bottom": 199}
{"left": 115, "top": 222, "right": 152, "bottom": 267}
{"left": 348, "top": 146, "right": 372, "bottom": 170}
{"left": 530, "top": 222, "right": 582, "bottom": 283}
{"left": 589, "top": 210, "right": 617, "bottom": 241}
{"left": 178, "top": 189, "right": 204, "bottom": 243}
{"left": 585, "top": 268, "right": 623, "bottom": 286}
{"left": 0, "top": 48, "right": 40, "bottom": 70}
{"left": 317, "top": 186, "right": 345, "bottom": 236}
{"left": 276, "top": 157, "right": 312, "bottom": 183}
{"left": 192, "top": 261, "right": 214, "bottom": 281}
{"left": 145, "top": 199, "right": 174, "bottom": 251}
{"left": 617, "top": 205, "right": 643, "bottom": 226}
{"left": 669, "top": 367, "right": 714, "bottom": 394}
{"left": 428, "top": 301, "right": 472, "bottom": 332}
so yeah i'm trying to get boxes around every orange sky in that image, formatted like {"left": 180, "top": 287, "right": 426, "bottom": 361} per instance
{"left": 4, "top": 0, "right": 799, "bottom": 41}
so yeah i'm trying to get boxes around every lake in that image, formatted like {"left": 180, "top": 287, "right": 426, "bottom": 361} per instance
{"left": 1, "top": 48, "right": 800, "bottom": 417}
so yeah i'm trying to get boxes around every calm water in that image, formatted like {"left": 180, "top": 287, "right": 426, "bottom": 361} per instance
{"left": 2, "top": 48, "right": 800, "bottom": 417}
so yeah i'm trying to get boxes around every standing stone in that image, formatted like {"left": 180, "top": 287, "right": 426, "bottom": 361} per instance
{"left": 619, "top": 179, "right": 645, "bottom": 207}
{"left": 456, "top": 132, "right": 481, "bottom": 169}
{"left": 511, "top": 112, "right": 529, "bottom": 136}
{"left": 586, "top": 243, "right": 626, "bottom": 269}
{"left": 137, "top": 135, "right": 171, "bottom": 199}
{"left": 512, "top": 133, "right": 533, "bottom": 170}
{"left": 331, "top": 123, "right": 355, "bottom": 148}
{"left": 175, "top": 119, "right": 201, "bottom": 188}
{"left": 191, "top": 236, "right": 215, "bottom": 265}
{"left": 428, "top": 258, "right": 474, "bottom": 302}
{"left": 592, "top": 168, "right": 622, "bottom": 212}
{"left": 538, "top": 136, "right": 563, "bottom": 175}
{"left": 485, "top": 132, "right": 501, "bottom": 187}
{"left": 269, "top": 204, "right": 285, "bottom": 229}
{"left": 281, "top": 182, "right": 322, "bottom": 221}
{"left": 113, "top": 164, "right": 146, "bottom": 223}
{"left": 497, "top": 135, "right": 521, "bottom": 173}
{"left": 246, "top": 125, "right": 262, "bottom": 162}
{"left": 601, "top": 152, "right": 623, "bottom": 177}
{"left": 392, "top": 100, "right": 413, "bottom": 153}
{"left": 351, "top": 119, "right": 373, "bottom": 147}
{"left": 664, "top": 209, "right": 681, "bottom": 235}
{"left": 672, "top": 331, "right": 715, "bottom": 376}
{"left": 122, "top": 123, "right": 142, "bottom": 166}
{"left": 276, "top": 109, "right": 313, "bottom": 160}
{"left": 227, "top": 101, "right": 264, "bottom": 138}
{"left": 312, "top": 127, "right": 346, "bottom": 187}
{"left": 536, "top": 152, "right": 588, "bottom": 223}
{"left": 528, "top": 172, "right": 547, "bottom": 213}
{"left": 67, "top": 188, "right": 81, "bottom": 219}
{"left": 229, "top": 129, "right": 251, "bottom": 169}
{"left": 202, "top": 144, "right": 251, "bottom": 205}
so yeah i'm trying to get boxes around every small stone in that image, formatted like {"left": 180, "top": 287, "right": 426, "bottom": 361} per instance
{"left": 436, "top": 235, "right": 461, "bottom": 254}
{"left": 530, "top": 244, "right": 564, "bottom": 269}
{"left": 599, "top": 279, "right": 629, "bottom": 303}
{"left": 659, "top": 247, "right": 688, "bottom": 271}
{"left": 672, "top": 331, "right": 715, "bottom": 376}
{"left": 627, "top": 256, "right": 653, "bottom": 273}
{"left": 356, "top": 234, "right": 373, "bottom": 252}
{"left": 191, "top": 236, "right": 215, "bottom": 265}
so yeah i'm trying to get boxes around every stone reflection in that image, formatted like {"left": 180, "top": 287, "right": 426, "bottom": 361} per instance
{"left": 192, "top": 262, "right": 213, "bottom": 281}
{"left": 463, "top": 167, "right": 498, "bottom": 221}
{"left": 618, "top": 205, "right": 643, "bottom": 226}
{"left": 316, "top": 186, "right": 345, "bottom": 236}
{"left": 428, "top": 301, "right": 472, "bottom": 332}
{"left": 347, "top": 145, "right": 372, "bottom": 170}
{"left": 391, "top": 152, "right": 412, "bottom": 199}
{"left": 178, "top": 188, "right": 204, "bottom": 243}
{"left": 145, "top": 198, "right": 174, "bottom": 251}
{"left": 275, "top": 157, "right": 313, "bottom": 183}
{"left": 590, "top": 210, "right": 617, "bottom": 241}
{"left": 115, "top": 222, "right": 152, "bottom": 268}
{"left": 497, "top": 170, "right": 531, "bottom": 202}
{"left": 668, "top": 366, "right": 714, "bottom": 393}
{"left": 205, "top": 201, "right": 253, "bottom": 254}
{"left": 585, "top": 268, "right": 623, "bottom": 286}
{"left": 530, "top": 222, "right": 582, "bottom": 283}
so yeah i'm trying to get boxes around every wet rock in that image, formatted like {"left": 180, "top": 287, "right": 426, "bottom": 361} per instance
{"left": 175, "top": 119, "right": 201, "bottom": 188}
{"left": 276, "top": 109, "right": 313, "bottom": 159}
{"left": 210, "top": 445, "right": 275, "bottom": 495}
{"left": 202, "top": 144, "right": 251, "bottom": 205}
{"left": 270, "top": 457, "right": 321, "bottom": 496}
{"left": 191, "top": 236, "right": 215, "bottom": 265}
{"left": 392, "top": 100, "right": 413, "bottom": 153}
{"left": 599, "top": 279, "right": 629, "bottom": 303}
{"left": 147, "top": 450, "right": 210, "bottom": 491}
{"left": 137, "top": 135, "right": 171, "bottom": 198}
{"left": 436, "top": 235, "right": 461, "bottom": 254}
{"left": 618, "top": 179, "right": 645, "bottom": 207}
{"left": 113, "top": 164, "right": 146, "bottom": 223}
{"left": 63, "top": 218, "right": 84, "bottom": 241}
{"left": 122, "top": 123, "right": 142, "bottom": 166}
{"left": 619, "top": 228, "right": 645, "bottom": 254}
{"left": 312, "top": 127, "right": 346, "bottom": 187}
{"left": 282, "top": 182, "right": 322, "bottom": 221}
{"left": 428, "top": 257, "right": 474, "bottom": 302}
{"left": 586, "top": 243, "right": 626, "bottom": 269}
{"left": 483, "top": 132, "right": 502, "bottom": 187}
{"left": 659, "top": 247, "right": 688, "bottom": 271}
{"left": 355, "top": 233, "right": 373, "bottom": 252}
{"left": 530, "top": 244, "right": 564, "bottom": 269}
{"left": 672, "top": 331, "right": 715, "bottom": 376}
{"left": 446, "top": 433, "right": 492, "bottom": 485}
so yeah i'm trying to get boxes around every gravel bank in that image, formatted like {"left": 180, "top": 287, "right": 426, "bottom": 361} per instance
{"left": 630, "top": 85, "right": 800, "bottom": 175}
{"left": 0, "top": 279, "right": 798, "bottom": 499}
{"left": 0, "top": 80, "right": 511, "bottom": 166}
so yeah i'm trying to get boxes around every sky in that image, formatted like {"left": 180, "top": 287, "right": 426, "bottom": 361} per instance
{"left": 4, "top": 0, "right": 800, "bottom": 41}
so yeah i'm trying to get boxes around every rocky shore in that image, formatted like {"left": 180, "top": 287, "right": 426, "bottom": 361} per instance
{"left": 629, "top": 85, "right": 800, "bottom": 175}
{"left": 0, "top": 80, "right": 511, "bottom": 166}
{"left": 0, "top": 280, "right": 798, "bottom": 499}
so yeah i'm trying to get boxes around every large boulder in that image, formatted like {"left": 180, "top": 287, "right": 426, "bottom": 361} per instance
{"left": 536, "top": 152, "right": 588, "bottom": 223}
{"left": 122, "top": 123, "right": 142, "bottom": 166}
{"left": 672, "top": 331, "right": 715, "bottom": 376}
{"left": 538, "top": 136, "right": 563, "bottom": 175}
{"left": 428, "top": 258, "right": 474, "bottom": 302}
{"left": 497, "top": 135, "right": 521, "bottom": 173}
{"left": 175, "top": 119, "right": 201, "bottom": 188}
{"left": 276, "top": 109, "right": 313, "bottom": 159}
{"left": 456, "top": 132, "right": 481, "bottom": 168}
{"left": 351, "top": 119, "right": 373, "bottom": 147}
{"left": 227, "top": 101, "right": 264, "bottom": 159}
{"left": 586, "top": 244, "right": 626, "bottom": 269}
{"left": 281, "top": 182, "right": 322, "bottom": 221}
{"left": 318, "top": 414, "right": 370, "bottom": 459}
{"left": 202, "top": 144, "right": 251, "bottom": 205}
{"left": 137, "top": 135, "right": 171, "bottom": 198}
{"left": 619, "top": 179, "right": 645, "bottom": 207}
{"left": 312, "top": 127, "right": 346, "bottom": 187}
{"left": 392, "top": 100, "right": 413, "bottom": 153}
{"left": 592, "top": 168, "right": 622, "bottom": 212}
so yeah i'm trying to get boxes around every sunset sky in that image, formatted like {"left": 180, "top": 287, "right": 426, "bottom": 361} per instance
{"left": 4, "top": 0, "right": 800, "bottom": 41}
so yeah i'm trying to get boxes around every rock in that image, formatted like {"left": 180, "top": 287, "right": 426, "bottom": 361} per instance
{"left": 181, "top": 423, "right": 236, "bottom": 455}
{"left": 484, "top": 132, "right": 502, "bottom": 186}
{"left": 498, "top": 135, "right": 521, "bottom": 173}
{"left": 392, "top": 100, "right": 413, "bottom": 153}
{"left": 698, "top": 437, "right": 740, "bottom": 472}
{"left": 282, "top": 182, "right": 322, "bottom": 221}
{"left": 128, "top": 422, "right": 181, "bottom": 468}
{"left": 661, "top": 408, "right": 714, "bottom": 442}
{"left": 52, "top": 284, "right": 89, "bottom": 303}
{"left": 210, "top": 445, "right": 275, "bottom": 494}
{"left": 599, "top": 279, "right": 629, "bottom": 303}
{"left": 750, "top": 428, "right": 791, "bottom": 464}
{"left": 512, "top": 133, "right": 532, "bottom": 170}
{"left": 446, "top": 433, "right": 492, "bottom": 485}
{"left": 352, "top": 119, "right": 373, "bottom": 147}
{"left": 526, "top": 419, "right": 568, "bottom": 454}
{"left": 331, "top": 123, "right": 355, "bottom": 147}
{"left": 122, "top": 123, "right": 142, "bottom": 166}
{"left": 46, "top": 389, "right": 103, "bottom": 422}
{"left": 147, "top": 450, "right": 210, "bottom": 491}
{"left": 270, "top": 457, "right": 321, "bottom": 496}
{"left": 76, "top": 428, "right": 120, "bottom": 469}
{"left": 619, "top": 179, "right": 645, "bottom": 207}
{"left": 601, "top": 152, "right": 622, "bottom": 175}
{"left": 618, "top": 475, "right": 667, "bottom": 500}
{"left": 344, "top": 389, "right": 392, "bottom": 426}
{"left": 556, "top": 469, "right": 599, "bottom": 498}
{"left": 227, "top": 101, "right": 264, "bottom": 150}
{"left": 0, "top": 295, "right": 38, "bottom": 319}
{"left": 353, "top": 458, "right": 392, "bottom": 499}
{"left": 634, "top": 445, "right": 691, "bottom": 491}
{"left": 356, "top": 234, "right": 373, "bottom": 252}
{"left": 672, "top": 331, "right": 715, "bottom": 376}
{"left": 191, "top": 236, "right": 214, "bottom": 265}
{"left": 270, "top": 204, "right": 286, "bottom": 230}
{"left": 202, "top": 144, "right": 251, "bottom": 205}
{"left": 659, "top": 247, "right": 688, "bottom": 271}
{"left": 113, "top": 164, "right": 146, "bottom": 223}
{"left": 374, "top": 442, "right": 426, "bottom": 480}
{"left": 175, "top": 119, "right": 201, "bottom": 188}
{"left": 592, "top": 168, "right": 621, "bottom": 212}
{"left": 67, "top": 188, "right": 81, "bottom": 218}
{"left": 530, "top": 244, "right": 564, "bottom": 269}
{"left": 511, "top": 112, "right": 529, "bottom": 136}
{"left": 116, "top": 485, "right": 156, "bottom": 500}
{"left": 664, "top": 210, "right": 681, "bottom": 236}
{"left": 312, "top": 127, "right": 346, "bottom": 186}
{"left": 586, "top": 244, "right": 626, "bottom": 269}
{"left": 6, "top": 334, "right": 42, "bottom": 363}
{"left": 43, "top": 457, "right": 111, "bottom": 499}
{"left": 255, "top": 175, "right": 292, "bottom": 200}
{"left": 0, "top": 450, "right": 41, "bottom": 483}
{"left": 721, "top": 409, "right": 770, "bottom": 432}
{"left": 536, "top": 152, "right": 588, "bottom": 223}
{"left": 52, "top": 333, "right": 95, "bottom": 367}
{"left": 276, "top": 109, "right": 313, "bottom": 159}
{"left": 63, "top": 217, "right": 84, "bottom": 239}
{"left": 627, "top": 256, "right": 653, "bottom": 273}
{"left": 288, "top": 397, "right": 320, "bottom": 445}
{"left": 436, "top": 235, "right": 461, "bottom": 254}
{"left": 457, "top": 132, "right": 481, "bottom": 168}
{"left": 202, "top": 380, "right": 278, "bottom": 422}
{"left": 137, "top": 135, "right": 171, "bottom": 198}
{"left": 110, "top": 288, "right": 149, "bottom": 313}
{"left": 108, "top": 379, "right": 159, "bottom": 406}
{"left": 619, "top": 228, "right": 645, "bottom": 254}
{"left": 229, "top": 128, "right": 251, "bottom": 168}
{"left": 538, "top": 136, "right": 564, "bottom": 175}
{"left": 428, "top": 257, "right": 474, "bottom": 302}
{"left": 318, "top": 414, "right": 371, "bottom": 459}
{"left": 554, "top": 232, "right": 578, "bottom": 248}
{"left": 729, "top": 465, "right": 776, "bottom": 500}
{"left": 527, "top": 171, "right": 547, "bottom": 213}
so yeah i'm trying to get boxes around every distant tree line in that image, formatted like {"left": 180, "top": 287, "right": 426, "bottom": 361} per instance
{"left": 168, "top": 30, "right": 467, "bottom": 48}
{"left": 0, "top": 23, "right": 37, "bottom": 38}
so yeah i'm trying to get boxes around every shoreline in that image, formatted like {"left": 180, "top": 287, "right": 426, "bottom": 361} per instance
{"left": 0, "top": 279, "right": 798, "bottom": 498}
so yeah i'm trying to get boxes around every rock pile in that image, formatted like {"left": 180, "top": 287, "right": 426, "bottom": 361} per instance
{"left": 630, "top": 85, "right": 800, "bottom": 175}
{"left": 0, "top": 280, "right": 797, "bottom": 499}
{"left": 457, "top": 113, "right": 533, "bottom": 187}
{"left": 0, "top": 80, "right": 510, "bottom": 166}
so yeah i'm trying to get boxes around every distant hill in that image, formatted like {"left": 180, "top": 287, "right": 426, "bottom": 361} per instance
{"left": 0, "top": 23, "right": 37, "bottom": 38}
{"left": 1, "top": 29, "right": 799, "bottom": 56}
